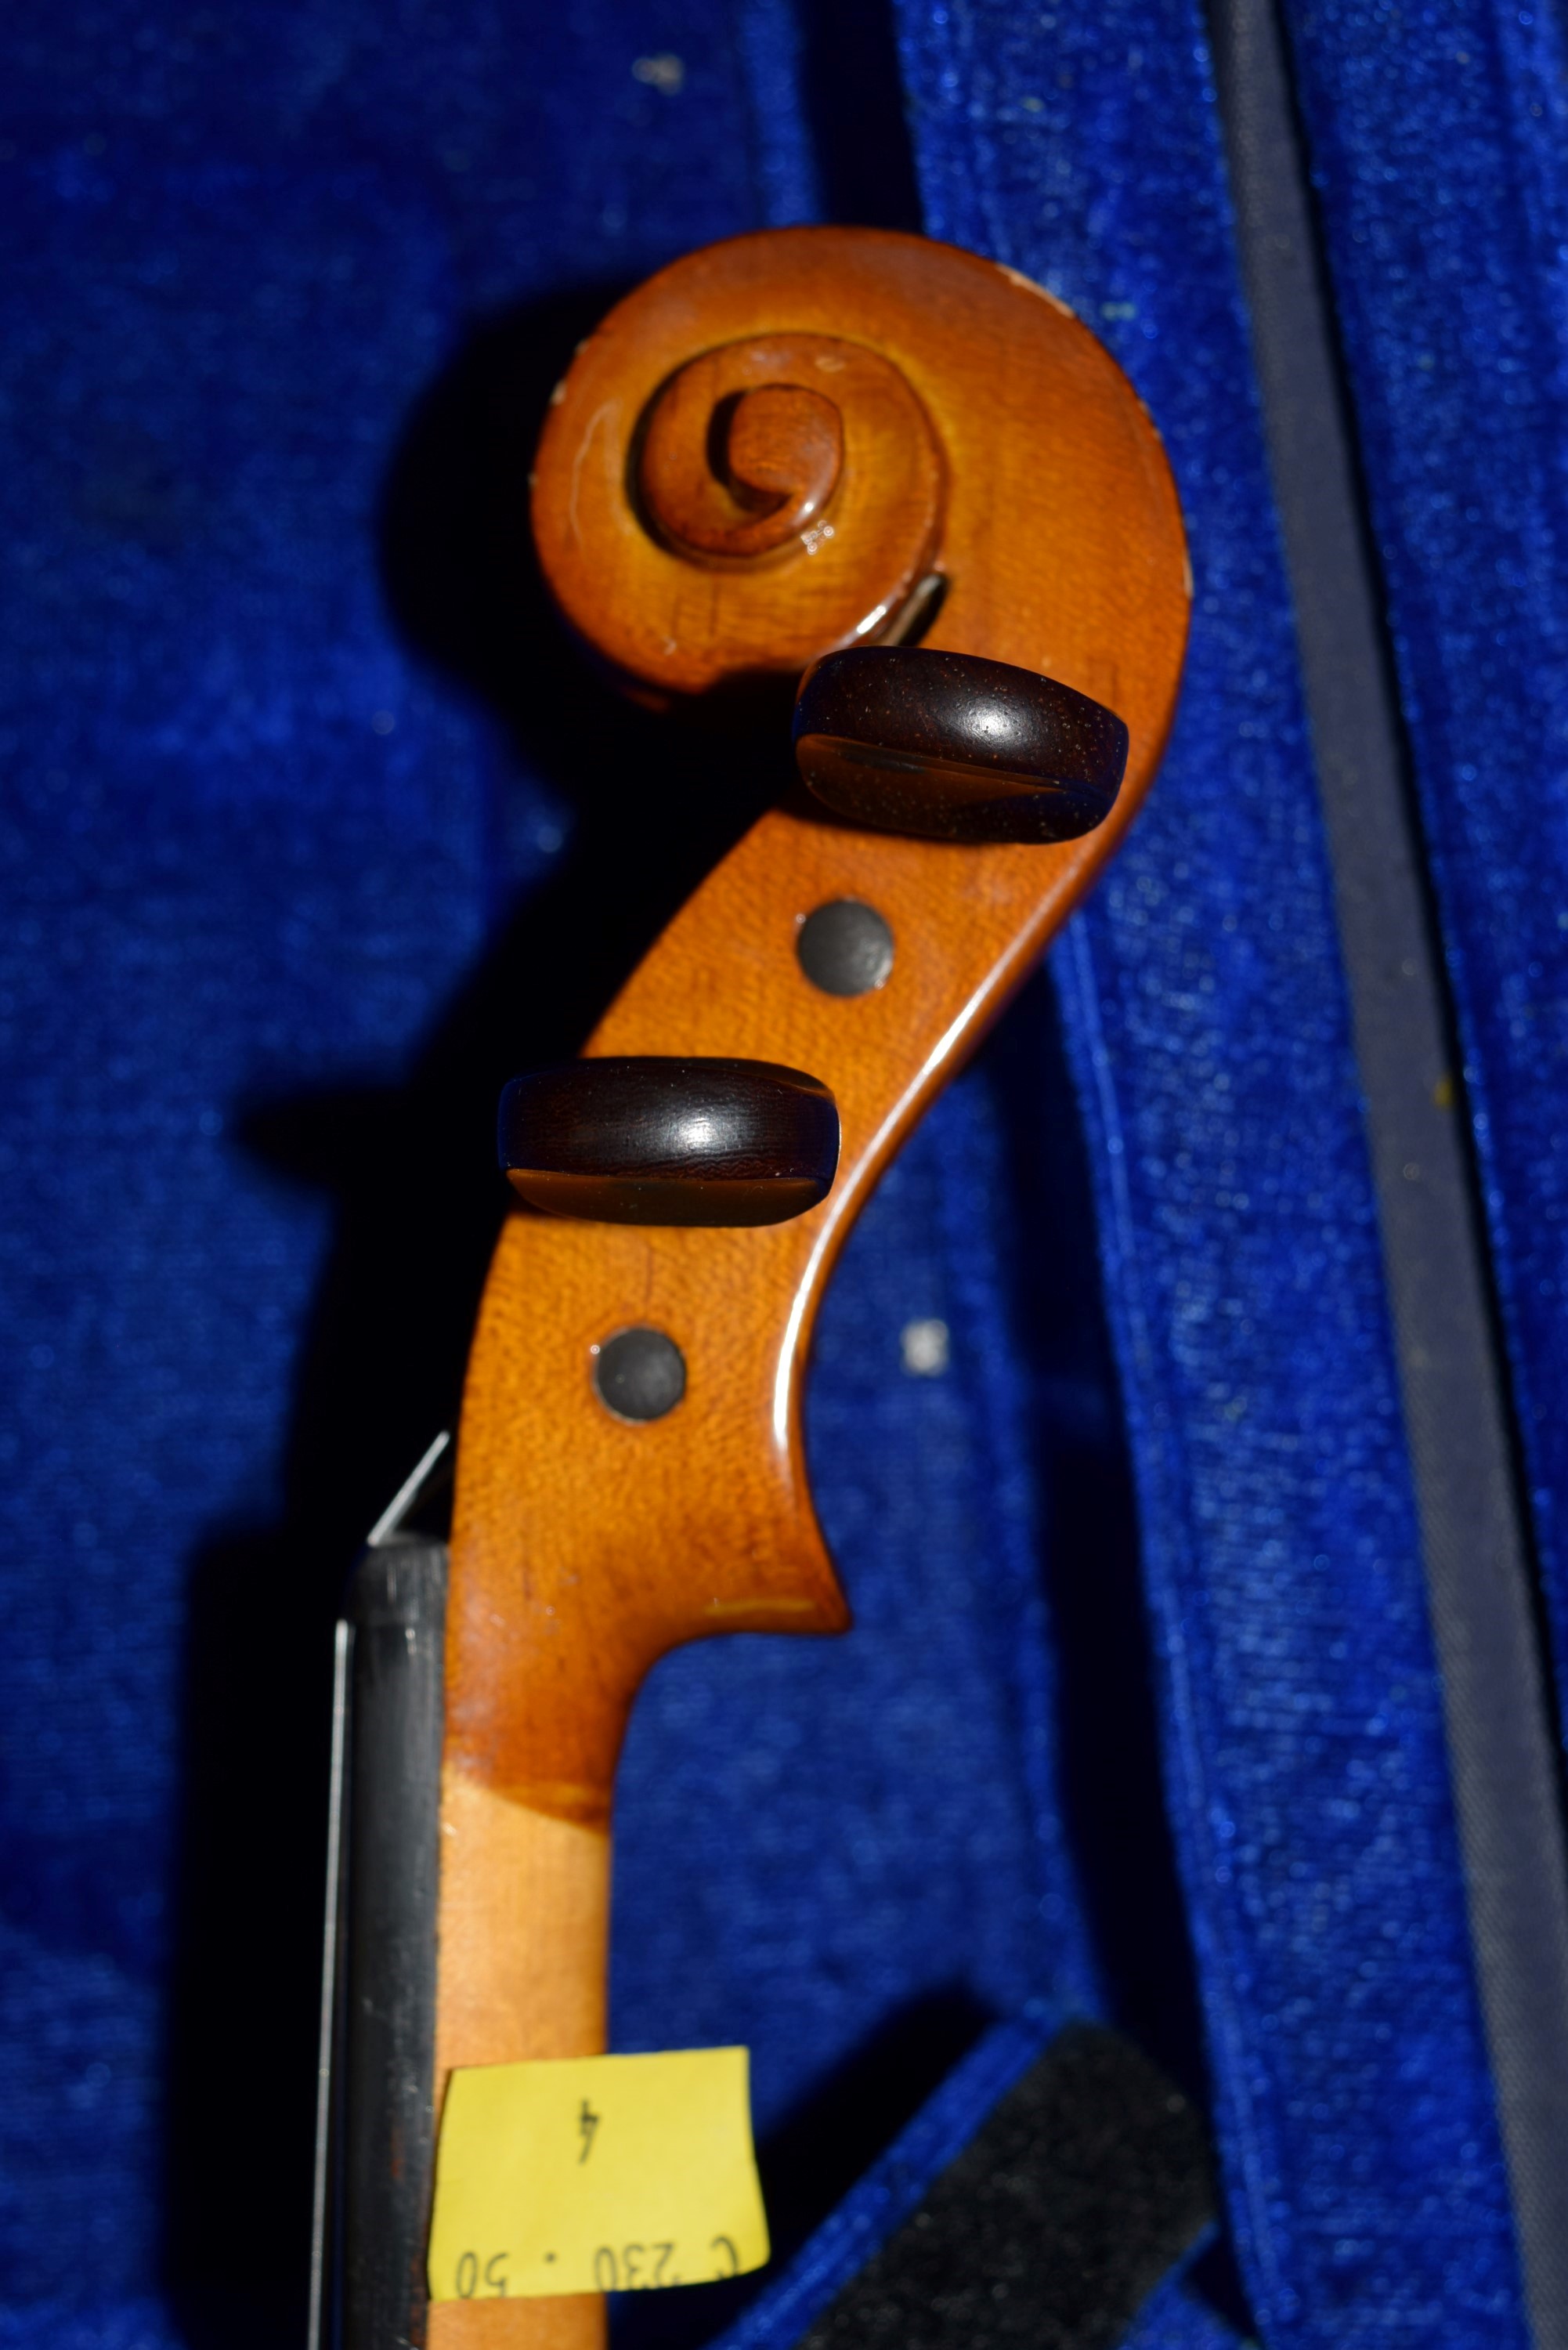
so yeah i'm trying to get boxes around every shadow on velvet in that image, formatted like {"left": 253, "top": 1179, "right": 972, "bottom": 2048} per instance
{"left": 160, "top": 284, "right": 796, "bottom": 2342}
{"left": 981, "top": 978, "right": 1256, "bottom": 2337}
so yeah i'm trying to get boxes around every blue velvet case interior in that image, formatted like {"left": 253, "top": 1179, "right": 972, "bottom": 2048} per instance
{"left": 2, "top": 1, "right": 1565, "bottom": 2344}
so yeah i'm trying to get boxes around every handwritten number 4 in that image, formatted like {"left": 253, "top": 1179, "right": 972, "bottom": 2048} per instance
{"left": 578, "top": 2097, "right": 601, "bottom": 2162}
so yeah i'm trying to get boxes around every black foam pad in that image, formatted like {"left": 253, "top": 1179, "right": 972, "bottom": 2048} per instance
{"left": 796, "top": 2026, "right": 1216, "bottom": 2350}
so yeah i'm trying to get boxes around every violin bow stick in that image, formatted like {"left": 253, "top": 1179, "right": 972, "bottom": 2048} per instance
{"left": 321, "top": 226, "right": 1190, "bottom": 2350}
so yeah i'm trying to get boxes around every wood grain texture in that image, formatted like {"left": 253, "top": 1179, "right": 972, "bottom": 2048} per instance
{"left": 640, "top": 359, "right": 847, "bottom": 562}
{"left": 541, "top": 316, "right": 946, "bottom": 695}
{"left": 428, "top": 227, "right": 1189, "bottom": 2350}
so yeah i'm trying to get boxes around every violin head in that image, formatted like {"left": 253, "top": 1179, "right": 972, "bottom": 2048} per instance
{"left": 423, "top": 240, "right": 1190, "bottom": 2270}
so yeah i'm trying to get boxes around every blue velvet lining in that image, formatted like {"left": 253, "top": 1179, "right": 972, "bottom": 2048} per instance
{"left": 0, "top": 0, "right": 1542, "bottom": 2341}
{"left": 703, "top": 2011, "right": 1236, "bottom": 2350}
{"left": 0, "top": 0, "right": 786, "bottom": 2324}
{"left": 894, "top": 1, "right": 1527, "bottom": 2337}
{"left": 1274, "top": 0, "right": 1568, "bottom": 1728}
{"left": 706, "top": 2012, "right": 1062, "bottom": 2350}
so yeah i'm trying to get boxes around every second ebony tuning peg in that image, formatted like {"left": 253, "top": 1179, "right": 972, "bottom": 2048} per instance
{"left": 498, "top": 1057, "right": 840, "bottom": 1227}
{"left": 793, "top": 645, "right": 1129, "bottom": 844}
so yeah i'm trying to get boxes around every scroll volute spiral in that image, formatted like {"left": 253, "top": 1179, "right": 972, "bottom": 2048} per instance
{"left": 630, "top": 332, "right": 943, "bottom": 645}
{"left": 530, "top": 227, "right": 1185, "bottom": 720}
{"left": 533, "top": 277, "right": 948, "bottom": 693}
{"left": 640, "top": 360, "right": 850, "bottom": 561}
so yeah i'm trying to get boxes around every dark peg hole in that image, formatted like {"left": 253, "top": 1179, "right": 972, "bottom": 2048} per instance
{"left": 793, "top": 645, "right": 1129, "bottom": 845}
{"left": 593, "top": 1326, "right": 687, "bottom": 1423}
{"left": 797, "top": 899, "right": 895, "bottom": 998}
{"left": 498, "top": 1056, "right": 840, "bottom": 1226}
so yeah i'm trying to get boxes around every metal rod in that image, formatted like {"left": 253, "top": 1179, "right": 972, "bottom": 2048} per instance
{"left": 341, "top": 1538, "right": 449, "bottom": 2350}
{"left": 309, "top": 1618, "right": 354, "bottom": 2350}
{"left": 365, "top": 1430, "right": 451, "bottom": 1552}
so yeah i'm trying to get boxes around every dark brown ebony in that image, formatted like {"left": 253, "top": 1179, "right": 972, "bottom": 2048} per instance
{"left": 592, "top": 1328, "right": 687, "bottom": 1422}
{"left": 497, "top": 1057, "right": 840, "bottom": 1226}
{"left": 793, "top": 645, "right": 1129, "bottom": 843}
{"left": 797, "top": 898, "right": 896, "bottom": 996}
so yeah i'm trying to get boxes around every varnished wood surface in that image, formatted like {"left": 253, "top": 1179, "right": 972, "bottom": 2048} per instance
{"left": 540, "top": 316, "right": 946, "bottom": 696}
{"left": 794, "top": 645, "right": 1129, "bottom": 842}
{"left": 427, "top": 226, "right": 1188, "bottom": 2350}
{"left": 498, "top": 1057, "right": 840, "bottom": 1226}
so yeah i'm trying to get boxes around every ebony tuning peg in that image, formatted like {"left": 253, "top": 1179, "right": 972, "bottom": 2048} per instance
{"left": 792, "top": 645, "right": 1129, "bottom": 844}
{"left": 498, "top": 1058, "right": 840, "bottom": 1227}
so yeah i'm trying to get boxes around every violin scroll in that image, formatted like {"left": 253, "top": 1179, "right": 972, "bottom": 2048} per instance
{"left": 638, "top": 359, "right": 848, "bottom": 562}
{"left": 536, "top": 311, "right": 945, "bottom": 694}
{"left": 421, "top": 226, "right": 1190, "bottom": 2350}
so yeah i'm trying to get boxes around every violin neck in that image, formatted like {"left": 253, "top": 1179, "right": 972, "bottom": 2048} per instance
{"left": 432, "top": 1773, "right": 611, "bottom": 2076}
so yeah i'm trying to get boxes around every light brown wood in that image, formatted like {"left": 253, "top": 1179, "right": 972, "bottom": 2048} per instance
{"left": 641, "top": 363, "right": 845, "bottom": 560}
{"left": 428, "top": 1793, "right": 609, "bottom": 2325}
{"left": 634, "top": 332, "right": 941, "bottom": 601}
{"left": 428, "top": 226, "right": 1189, "bottom": 2349}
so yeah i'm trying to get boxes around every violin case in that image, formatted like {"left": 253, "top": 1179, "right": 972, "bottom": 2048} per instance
{"left": 5, "top": 1, "right": 1567, "bottom": 2345}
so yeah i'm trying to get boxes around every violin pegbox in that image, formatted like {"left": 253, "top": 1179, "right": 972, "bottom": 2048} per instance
{"left": 426, "top": 227, "right": 1189, "bottom": 2350}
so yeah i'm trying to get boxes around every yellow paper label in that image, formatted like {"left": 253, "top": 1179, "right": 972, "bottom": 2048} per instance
{"left": 426, "top": 2047, "right": 770, "bottom": 2303}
